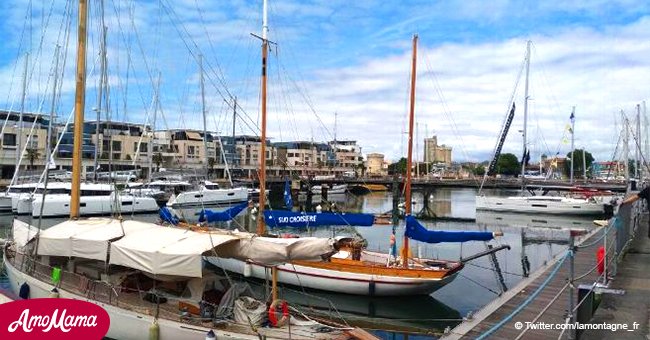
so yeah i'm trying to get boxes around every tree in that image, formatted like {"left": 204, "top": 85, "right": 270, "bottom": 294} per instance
{"left": 473, "top": 164, "right": 486, "bottom": 176}
{"left": 564, "top": 149, "right": 594, "bottom": 178}
{"left": 26, "top": 148, "right": 40, "bottom": 170}
{"left": 207, "top": 157, "right": 216, "bottom": 177}
{"left": 387, "top": 157, "right": 408, "bottom": 175}
{"left": 496, "top": 153, "right": 520, "bottom": 176}
{"left": 152, "top": 152, "right": 163, "bottom": 172}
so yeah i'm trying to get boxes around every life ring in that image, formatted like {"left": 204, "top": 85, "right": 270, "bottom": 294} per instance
{"left": 268, "top": 299, "right": 289, "bottom": 327}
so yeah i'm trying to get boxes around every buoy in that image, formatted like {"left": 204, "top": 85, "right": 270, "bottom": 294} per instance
{"left": 596, "top": 246, "right": 605, "bottom": 275}
{"left": 243, "top": 263, "right": 252, "bottom": 277}
{"left": 148, "top": 319, "right": 159, "bottom": 340}
{"left": 205, "top": 330, "right": 216, "bottom": 340}
{"left": 268, "top": 299, "right": 290, "bottom": 327}
{"left": 49, "top": 287, "right": 59, "bottom": 298}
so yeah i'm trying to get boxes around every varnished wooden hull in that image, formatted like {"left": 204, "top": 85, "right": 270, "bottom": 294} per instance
{"left": 209, "top": 249, "right": 461, "bottom": 296}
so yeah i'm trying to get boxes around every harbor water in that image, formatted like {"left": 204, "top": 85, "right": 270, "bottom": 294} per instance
{"left": 0, "top": 187, "right": 601, "bottom": 339}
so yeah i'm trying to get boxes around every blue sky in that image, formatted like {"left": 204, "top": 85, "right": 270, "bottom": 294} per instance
{"left": 1, "top": 0, "right": 650, "bottom": 164}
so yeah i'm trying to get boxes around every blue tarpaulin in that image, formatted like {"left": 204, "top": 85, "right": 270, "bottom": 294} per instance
{"left": 159, "top": 207, "right": 180, "bottom": 225}
{"left": 264, "top": 210, "right": 375, "bottom": 228}
{"left": 198, "top": 202, "right": 249, "bottom": 223}
{"left": 405, "top": 216, "right": 495, "bottom": 243}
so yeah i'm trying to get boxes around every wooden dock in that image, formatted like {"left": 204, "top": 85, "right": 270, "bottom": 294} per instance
{"left": 444, "top": 219, "right": 615, "bottom": 339}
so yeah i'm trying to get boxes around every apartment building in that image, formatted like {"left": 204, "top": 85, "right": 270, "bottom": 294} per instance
{"left": 329, "top": 140, "right": 362, "bottom": 169}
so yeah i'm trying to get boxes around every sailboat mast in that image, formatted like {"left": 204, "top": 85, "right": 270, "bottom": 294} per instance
{"left": 520, "top": 40, "right": 531, "bottom": 186}
{"left": 403, "top": 34, "right": 418, "bottom": 268}
{"left": 71, "top": 0, "right": 88, "bottom": 219}
{"left": 17, "top": 53, "right": 28, "bottom": 173}
{"left": 199, "top": 54, "right": 210, "bottom": 176}
{"left": 257, "top": 0, "right": 269, "bottom": 235}
{"left": 570, "top": 106, "right": 575, "bottom": 184}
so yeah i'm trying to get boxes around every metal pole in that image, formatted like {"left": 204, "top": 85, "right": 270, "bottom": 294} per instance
{"left": 582, "top": 148, "right": 586, "bottom": 183}
{"left": 568, "top": 231, "right": 576, "bottom": 340}
{"left": 636, "top": 104, "right": 641, "bottom": 180}
{"left": 570, "top": 106, "right": 575, "bottom": 184}
{"left": 199, "top": 54, "right": 209, "bottom": 177}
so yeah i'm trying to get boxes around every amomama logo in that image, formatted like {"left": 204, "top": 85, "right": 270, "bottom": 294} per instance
{"left": 0, "top": 298, "right": 110, "bottom": 339}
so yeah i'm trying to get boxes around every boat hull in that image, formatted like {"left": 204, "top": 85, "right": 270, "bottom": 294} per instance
{"left": 2, "top": 252, "right": 258, "bottom": 340}
{"left": 209, "top": 253, "right": 458, "bottom": 296}
{"left": 32, "top": 194, "right": 160, "bottom": 217}
{"left": 168, "top": 187, "right": 248, "bottom": 207}
{"left": 475, "top": 195, "right": 605, "bottom": 215}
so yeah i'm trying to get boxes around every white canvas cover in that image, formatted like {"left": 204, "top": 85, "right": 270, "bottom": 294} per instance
{"left": 213, "top": 235, "right": 337, "bottom": 265}
{"left": 12, "top": 219, "right": 39, "bottom": 249}
{"left": 36, "top": 218, "right": 157, "bottom": 261}
{"left": 109, "top": 227, "right": 240, "bottom": 278}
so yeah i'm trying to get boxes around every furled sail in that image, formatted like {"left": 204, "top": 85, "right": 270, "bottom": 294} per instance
{"left": 198, "top": 202, "right": 249, "bottom": 223}
{"left": 405, "top": 216, "right": 495, "bottom": 243}
{"left": 264, "top": 210, "right": 374, "bottom": 228}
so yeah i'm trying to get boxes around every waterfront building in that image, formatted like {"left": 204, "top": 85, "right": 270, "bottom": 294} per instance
{"left": 424, "top": 135, "right": 452, "bottom": 165}
{"left": 366, "top": 153, "right": 387, "bottom": 176}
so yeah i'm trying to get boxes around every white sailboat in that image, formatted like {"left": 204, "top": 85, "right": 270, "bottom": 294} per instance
{"left": 3, "top": 2, "right": 372, "bottom": 339}
{"left": 475, "top": 41, "right": 606, "bottom": 216}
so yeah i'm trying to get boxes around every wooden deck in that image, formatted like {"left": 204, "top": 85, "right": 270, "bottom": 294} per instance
{"left": 444, "top": 224, "right": 608, "bottom": 339}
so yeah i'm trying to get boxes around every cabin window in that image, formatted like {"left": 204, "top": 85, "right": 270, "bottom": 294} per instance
{"left": 122, "top": 201, "right": 133, "bottom": 206}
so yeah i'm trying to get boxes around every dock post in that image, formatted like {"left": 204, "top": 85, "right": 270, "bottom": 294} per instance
{"left": 568, "top": 231, "right": 578, "bottom": 340}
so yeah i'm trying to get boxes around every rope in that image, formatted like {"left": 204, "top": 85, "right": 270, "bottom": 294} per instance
{"left": 476, "top": 250, "right": 570, "bottom": 340}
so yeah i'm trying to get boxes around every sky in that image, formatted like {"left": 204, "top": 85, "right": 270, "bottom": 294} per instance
{"left": 1, "top": 0, "right": 650, "bottom": 164}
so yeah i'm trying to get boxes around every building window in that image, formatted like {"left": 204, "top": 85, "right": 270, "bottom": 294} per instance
{"left": 112, "top": 140, "right": 122, "bottom": 151}
{"left": 3, "top": 133, "right": 16, "bottom": 146}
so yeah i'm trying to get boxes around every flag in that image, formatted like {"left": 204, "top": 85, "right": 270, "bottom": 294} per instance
{"left": 565, "top": 123, "right": 573, "bottom": 134}
{"left": 570, "top": 111, "right": 575, "bottom": 122}
{"left": 524, "top": 150, "right": 531, "bottom": 166}
{"left": 283, "top": 177, "right": 293, "bottom": 209}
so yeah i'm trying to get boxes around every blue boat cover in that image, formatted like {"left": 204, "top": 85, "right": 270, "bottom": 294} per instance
{"left": 159, "top": 207, "right": 180, "bottom": 225}
{"left": 264, "top": 210, "right": 375, "bottom": 228}
{"left": 198, "top": 202, "right": 249, "bottom": 223}
{"left": 284, "top": 178, "right": 293, "bottom": 209}
{"left": 405, "top": 216, "right": 495, "bottom": 243}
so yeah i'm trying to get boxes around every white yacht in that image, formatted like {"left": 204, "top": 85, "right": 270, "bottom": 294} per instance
{"left": 475, "top": 195, "right": 606, "bottom": 215}
{"left": 167, "top": 181, "right": 248, "bottom": 208}
{"left": 19, "top": 182, "right": 159, "bottom": 217}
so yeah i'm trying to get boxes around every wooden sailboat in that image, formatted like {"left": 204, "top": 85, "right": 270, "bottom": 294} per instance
{"left": 212, "top": 34, "right": 501, "bottom": 296}
{"left": 3, "top": 2, "right": 371, "bottom": 339}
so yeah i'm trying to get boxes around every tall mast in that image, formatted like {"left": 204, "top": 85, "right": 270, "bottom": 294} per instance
{"left": 569, "top": 106, "right": 575, "bottom": 184}
{"left": 17, "top": 53, "right": 28, "bottom": 173}
{"left": 199, "top": 54, "right": 210, "bottom": 177}
{"left": 148, "top": 72, "right": 161, "bottom": 181}
{"left": 94, "top": 24, "right": 106, "bottom": 182}
{"left": 520, "top": 40, "right": 531, "bottom": 186}
{"left": 70, "top": 0, "right": 88, "bottom": 219}
{"left": 402, "top": 34, "right": 418, "bottom": 268}
{"left": 634, "top": 104, "right": 641, "bottom": 180}
{"left": 256, "top": 0, "right": 269, "bottom": 236}
{"left": 46, "top": 45, "right": 61, "bottom": 171}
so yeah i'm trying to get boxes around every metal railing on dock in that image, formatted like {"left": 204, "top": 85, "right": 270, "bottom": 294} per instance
{"left": 444, "top": 201, "right": 642, "bottom": 340}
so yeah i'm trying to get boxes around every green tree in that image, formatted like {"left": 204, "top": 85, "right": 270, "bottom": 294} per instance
{"left": 26, "top": 148, "right": 40, "bottom": 170}
{"left": 207, "top": 157, "right": 216, "bottom": 176}
{"left": 496, "top": 153, "right": 520, "bottom": 176}
{"left": 152, "top": 152, "right": 163, "bottom": 172}
{"left": 564, "top": 149, "right": 594, "bottom": 178}
{"left": 387, "top": 157, "right": 407, "bottom": 175}
{"left": 473, "top": 164, "right": 486, "bottom": 176}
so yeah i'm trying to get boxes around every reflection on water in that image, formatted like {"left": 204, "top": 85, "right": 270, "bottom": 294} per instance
{"left": 0, "top": 187, "right": 600, "bottom": 339}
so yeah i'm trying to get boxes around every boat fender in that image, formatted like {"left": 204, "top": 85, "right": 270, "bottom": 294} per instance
{"left": 243, "top": 263, "right": 253, "bottom": 277}
{"left": 268, "top": 299, "right": 289, "bottom": 327}
{"left": 597, "top": 246, "right": 605, "bottom": 275}
{"left": 18, "top": 282, "right": 30, "bottom": 299}
{"left": 49, "top": 287, "right": 60, "bottom": 298}
{"left": 205, "top": 330, "right": 216, "bottom": 340}
{"left": 148, "top": 319, "right": 159, "bottom": 340}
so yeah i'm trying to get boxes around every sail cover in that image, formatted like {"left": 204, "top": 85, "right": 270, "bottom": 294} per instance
{"left": 264, "top": 210, "right": 374, "bottom": 228}
{"left": 198, "top": 202, "right": 248, "bottom": 223}
{"left": 405, "top": 216, "right": 495, "bottom": 243}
